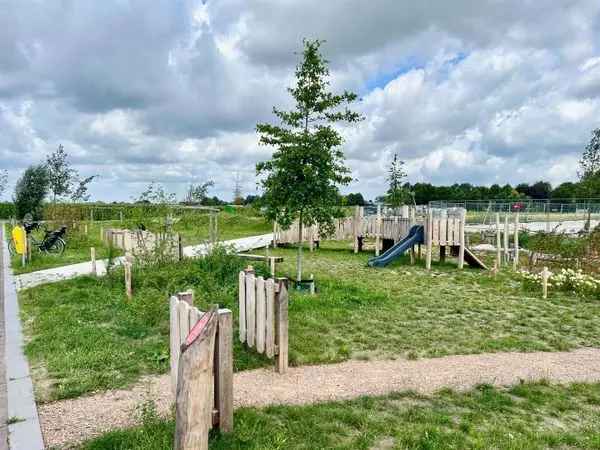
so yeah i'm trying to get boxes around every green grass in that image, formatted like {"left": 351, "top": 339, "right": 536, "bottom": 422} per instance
{"left": 8, "top": 211, "right": 271, "bottom": 274}
{"left": 77, "top": 381, "right": 600, "bottom": 449}
{"left": 20, "top": 240, "right": 600, "bottom": 402}
{"left": 19, "top": 250, "right": 272, "bottom": 402}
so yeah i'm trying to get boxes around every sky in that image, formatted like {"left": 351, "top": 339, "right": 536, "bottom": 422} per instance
{"left": 1, "top": 0, "right": 600, "bottom": 202}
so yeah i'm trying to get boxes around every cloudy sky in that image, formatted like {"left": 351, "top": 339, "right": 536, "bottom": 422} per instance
{"left": 1, "top": 0, "right": 600, "bottom": 202}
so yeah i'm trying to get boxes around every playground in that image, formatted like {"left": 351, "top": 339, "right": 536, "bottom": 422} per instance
{"left": 5, "top": 205, "right": 600, "bottom": 448}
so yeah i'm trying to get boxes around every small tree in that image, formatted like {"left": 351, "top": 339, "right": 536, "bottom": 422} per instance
{"left": 46, "top": 144, "right": 95, "bottom": 202}
{"left": 578, "top": 128, "right": 600, "bottom": 228}
{"left": 14, "top": 165, "right": 50, "bottom": 220}
{"left": 257, "top": 39, "right": 362, "bottom": 281}
{"left": 386, "top": 154, "right": 408, "bottom": 207}
{"left": 183, "top": 181, "right": 214, "bottom": 205}
{"left": 71, "top": 175, "right": 97, "bottom": 202}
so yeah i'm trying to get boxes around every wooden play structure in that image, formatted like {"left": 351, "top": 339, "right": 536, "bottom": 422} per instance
{"left": 169, "top": 291, "right": 233, "bottom": 449}
{"left": 238, "top": 267, "right": 289, "bottom": 373}
{"left": 273, "top": 205, "right": 487, "bottom": 270}
{"left": 273, "top": 205, "right": 416, "bottom": 253}
{"left": 103, "top": 228, "right": 183, "bottom": 260}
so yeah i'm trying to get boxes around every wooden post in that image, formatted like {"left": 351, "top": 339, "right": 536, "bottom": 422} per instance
{"left": 458, "top": 209, "right": 465, "bottom": 269}
{"left": 375, "top": 204, "right": 381, "bottom": 257}
{"left": 84, "top": 223, "right": 88, "bottom": 234}
{"left": 513, "top": 212, "right": 520, "bottom": 270}
{"left": 275, "top": 279, "right": 289, "bottom": 374}
{"left": 90, "top": 247, "right": 96, "bottom": 276}
{"left": 22, "top": 231, "right": 28, "bottom": 267}
{"left": 353, "top": 206, "right": 360, "bottom": 253}
{"left": 272, "top": 222, "right": 277, "bottom": 248}
{"left": 124, "top": 262, "right": 133, "bottom": 299}
{"left": 541, "top": 266, "right": 550, "bottom": 299}
{"left": 214, "top": 309, "right": 233, "bottom": 432}
{"left": 425, "top": 209, "right": 433, "bottom": 270}
{"left": 439, "top": 245, "right": 446, "bottom": 263}
{"left": 496, "top": 213, "right": 501, "bottom": 268}
{"left": 174, "top": 307, "right": 218, "bottom": 450}
{"left": 504, "top": 214, "right": 509, "bottom": 264}
{"left": 100, "top": 226, "right": 104, "bottom": 242}
{"left": 491, "top": 260, "right": 498, "bottom": 277}
{"left": 269, "top": 257, "right": 276, "bottom": 277}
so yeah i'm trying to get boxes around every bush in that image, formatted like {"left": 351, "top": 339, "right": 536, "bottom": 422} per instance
{"left": 0, "top": 202, "right": 15, "bottom": 219}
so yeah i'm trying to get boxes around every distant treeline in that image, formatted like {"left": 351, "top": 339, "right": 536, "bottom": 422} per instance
{"left": 343, "top": 180, "right": 585, "bottom": 206}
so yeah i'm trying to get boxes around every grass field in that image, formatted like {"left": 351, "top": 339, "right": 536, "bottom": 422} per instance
{"left": 19, "top": 240, "right": 600, "bottom": 402}
{"left": 78, "top": 381, "right": 600, "bottom": 449}
{"left": 8, "top": 210, "right": 271, "bottom": 274}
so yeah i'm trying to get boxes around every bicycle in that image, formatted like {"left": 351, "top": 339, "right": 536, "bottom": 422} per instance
{"left": 8, "top": 222, "right": 67, "bottom": 256}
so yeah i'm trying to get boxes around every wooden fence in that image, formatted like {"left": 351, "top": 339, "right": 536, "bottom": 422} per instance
{"left": 169, "top": 292, "right": 233, "bottom": 434}
{"left": 104, "top": 228, "right": 182, "bottom": 260}
{"left": 273, "top": 205, "right": 415, "bottom": 251}
{"left": 425, "top": 209, "right": 466, "bottom": 270}
{"left": 238, "top": 268, "right": 289, "bottom": 373}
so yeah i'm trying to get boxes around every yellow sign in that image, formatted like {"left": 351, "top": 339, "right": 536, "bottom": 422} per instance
{"left": 11, "top": 226, "right": 26, "bottom": 255}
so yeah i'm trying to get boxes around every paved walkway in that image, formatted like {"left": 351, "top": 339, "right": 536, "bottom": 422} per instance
{"left": 39, "top": 347, "right": 600, "bottom": 448}
{"left": 0, "top": 228, "right": 8, "bottom": 450}
{"left": 15, "top": 233, "right": 274, "bottom": 290}
{"left": 1, "top": 226, "right": 44, "bottom": 450}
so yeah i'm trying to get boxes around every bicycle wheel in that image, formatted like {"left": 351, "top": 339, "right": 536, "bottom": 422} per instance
{"left": 45, "top": 238, "right": 66, "bottom": 255}
{"left": 8, "top": 238, "right": 16, "bottom": 256}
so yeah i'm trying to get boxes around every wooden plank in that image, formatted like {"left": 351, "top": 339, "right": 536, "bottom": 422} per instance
{"left": 170, "top": 296, "right": 180, "bottom": 396}
{"left": 237, "top": 254, "right": 284, "bottom": 262}
{"left": 426, "top": 209, "right": 433, "bottom": 270}
{"left": 458, "top": 209, "right": 465, "bottom": 269}
{"left": 238, "top": 271, "right": 246, "bottom": 343}
{"left": 215, "top": 309, "right": 233, "bottom": 433}
{"left": 496, "top": 213, "right": 502, "bottom": 267}
{"left": 246, "top": 272, "right": 256, "bottom": 347}
{"left": 432, "top": 218, "right": 440, "bottom": 246}
{"left": 265, "top": 279, "right": 276, "bottom": 358}
{"left": 255, "top": 277, "right": 266, "bottom": 354}
{"left": 174, "top": 307, "right": 218, "bottom": 450}
{"left": 178, "top": 301, "right": 190, "bottom": 346}
{"left": 275, "top": 280, "right": 289, "bottom": 374}
{"left": 447, "top": 219, "right": 454, "bottom": 246}
{"left": 439, "top": 219, "right": 447, "bottom": 246}
{"left": 90, "top": 247, "right": 96, "bottom": 276}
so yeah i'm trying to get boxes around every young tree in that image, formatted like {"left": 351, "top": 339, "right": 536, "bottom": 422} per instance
{"left": 14, "top": 165, "right": 50, "bottom": 219}
{"left": 136, "top": 181, "right": 176, "bottom": 204}
{"left": 46, "top": 144, "right": 75, "bottom": 202}
{"left": 256, "top": 39, "right": 362, "bottom": 281}
{"left": 71, "top": 175, "right": 97, "bottom": 202}
{"left": 386, "top": 154, "right": 408, "bottom": 207}
{"left": 183, "top": 181, "right": 214, "bottom": 205}
{"left": 579, "top": 128, "right": 600, "bottom": 196}
{"left": 46, "top": 144, "right": 95, "bottom": 202}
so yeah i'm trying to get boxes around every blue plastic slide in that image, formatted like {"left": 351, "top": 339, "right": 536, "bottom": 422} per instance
{"left": 368, "top": 225, "right": 425, "bottom": 267}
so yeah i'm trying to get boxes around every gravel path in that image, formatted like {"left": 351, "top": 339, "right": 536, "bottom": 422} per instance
{"left": 39, "top": 347, "right": 600, "bottom": 448}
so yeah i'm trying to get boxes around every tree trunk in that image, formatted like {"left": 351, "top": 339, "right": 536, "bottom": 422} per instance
{"left": 297, "top": 212, "right": 303, "bottom": 282}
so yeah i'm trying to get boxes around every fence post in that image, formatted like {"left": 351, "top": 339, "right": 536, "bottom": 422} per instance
{"left": 174, "top": 307, "right": 218, "bottom": 450}
{"left": 541, "top": 266, "right": 550, "bottom": 299}
{"left": 513, "top": 212, "right": 520, "bottom": 270}
{"left": 375, "top": 204, "right": 381, "bottom": 257}
{"left": 275, "top": 279, "right": 289, "bottom": 374}
{"left": 353, "top": 206, "right": 360, "bottom": 253}
{"left": 214, "top": 309, "right": 233, "bottom": 432}
{"left": 458, "top": 209, "right": 465, "bottom": 269}
{"left": 495, "top": 213, "right": 501, "bottom": 268}
{"left": 504, "top": 214, "right": 509, "bottom": 264}
{"left": 90, "top": 247, "right": 96, "bottom": 276}
{"left": 426, "top": 209, "right": 433, "bottom": 270}
{"left": 124, "top": 262, "right": 133, "bottom": 299}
